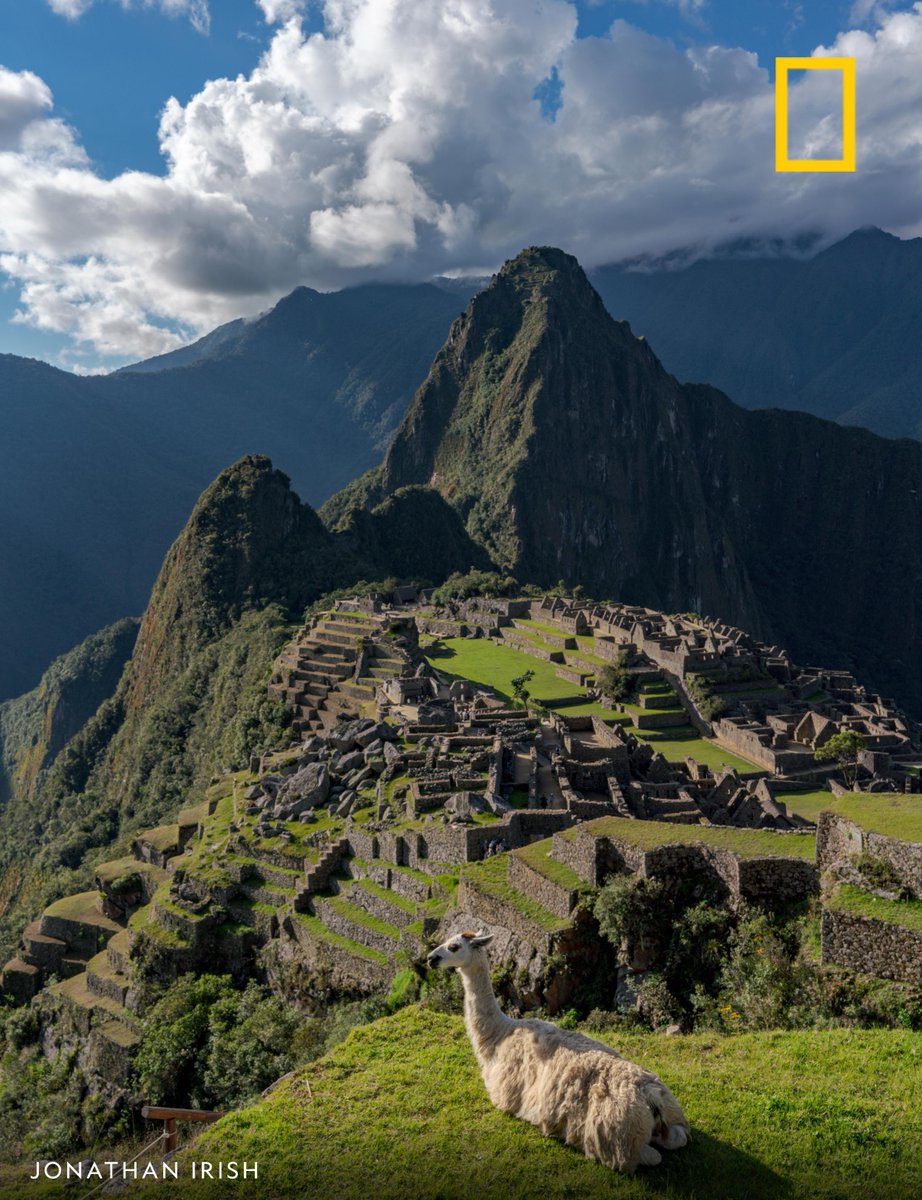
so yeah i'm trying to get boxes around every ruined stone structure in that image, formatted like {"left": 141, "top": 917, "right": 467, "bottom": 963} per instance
{"left": 816, "top": 807, "right": 922, "bottom": 985}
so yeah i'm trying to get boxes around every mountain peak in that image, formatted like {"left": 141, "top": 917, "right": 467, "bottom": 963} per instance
{"left": 489, "top": 245, "right": 604, "bottom": 314}
{"left": 497, "top": 245, "right": 583, "bottom": 283}
{"left": 127, "top": 455, "right": 335, "bottom": 712}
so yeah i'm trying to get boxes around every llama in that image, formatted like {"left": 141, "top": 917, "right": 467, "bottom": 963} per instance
{"left": 427, "top": 929, "right": 689, "bottom": 1173}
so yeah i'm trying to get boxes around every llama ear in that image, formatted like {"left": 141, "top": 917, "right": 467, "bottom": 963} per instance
{"left": 470, "top": 931, "right": 494, "bottom": 947}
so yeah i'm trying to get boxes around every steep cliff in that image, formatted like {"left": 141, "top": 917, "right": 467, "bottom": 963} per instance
{"left": 323, "top": 247, "right": 922, "bottom": 710}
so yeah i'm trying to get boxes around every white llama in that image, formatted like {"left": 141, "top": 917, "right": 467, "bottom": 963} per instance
{"left": 427, "top": 929, "right": 689, "bottom": 1173}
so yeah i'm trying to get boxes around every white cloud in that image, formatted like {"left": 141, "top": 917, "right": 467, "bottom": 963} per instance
{"left": 849, "top": 0, "right": 896, "bottom": 25}
{"left": 620, "top": 0, "right": 709, "bottom": 21}
{"left": 257, "top": 0, "right": 305, "bottom": 23}
{"left": 5, "top": 0, "right": 922, "bottom": 364}
{"left": 47, "top": 0, "right": 211, "bottom": 34}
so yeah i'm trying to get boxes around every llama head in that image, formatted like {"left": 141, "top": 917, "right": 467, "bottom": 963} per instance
{"left": 426, "top": 929, "right": 494, "bottom": 970}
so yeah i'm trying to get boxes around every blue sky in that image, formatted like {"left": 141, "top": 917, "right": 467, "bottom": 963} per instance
{"left": 0, "top": 2, "right": 881, "bottom": 178}
{"left": 0, "top": 0, "right": 919, "bottom": 367}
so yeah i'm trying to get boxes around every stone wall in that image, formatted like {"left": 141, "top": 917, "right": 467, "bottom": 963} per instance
{"left": 512, "top": 621, "right": 575, "bottom": 649}
{"left": 549, "top": 825, "right": 817, "bottom": 903}
{"left": 712, "top": 720, "right": 778, "bottom": 773}
{"left": 555, "top": 666, "right": 592, "bottom": 685}
{"left": 456, "top": 877, "right": 556, "bottom": 952}
{"left": 346, "top": 829, "right": 380, "bottom": 860}
{"left": 499, "top": 630, "right": 563, "bottom": 661}
{"left": 591, "top": 637, "right": 634, "bottom": 663}
{"left": 817, "top": 812, "right": 922, "bottom": 899}
{"left": 507, "top": 856, "right": 580, "bottom": 919}
{"left": 736, "top": 856, "right": 819, "bottom": 903}
{"left": 552, "top": 830, "right": 605, "bottom": 885}
{"left": 821, "top": 907, "right": 922, "bottom": 985}
{"left": 275, "top": 914, "right": 391, "bottom": 993}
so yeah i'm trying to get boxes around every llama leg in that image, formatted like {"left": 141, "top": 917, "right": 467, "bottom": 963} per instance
{"left": 661, "top": 1125, "right": 688, "bottom": 1150}
{"left": 638, "top": 1145, "right": 662, "bottom": 1167}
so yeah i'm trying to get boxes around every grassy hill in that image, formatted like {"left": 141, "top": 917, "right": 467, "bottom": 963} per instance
{"left": 37, "top": 1006, "right": 911, "bottom": 1200}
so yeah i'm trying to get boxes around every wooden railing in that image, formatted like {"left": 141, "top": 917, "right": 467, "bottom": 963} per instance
{"left": 141, "top": 1105, "right": 225, "bottom": 1153}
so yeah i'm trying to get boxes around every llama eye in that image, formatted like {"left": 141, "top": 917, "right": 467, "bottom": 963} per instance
{"left": 449, "top": 943, "right": 461, "bottom": 951}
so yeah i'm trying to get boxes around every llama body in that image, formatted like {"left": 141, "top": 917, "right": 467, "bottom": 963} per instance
{"left": 427, "top": 930, "right": 689, "bottom": 1174}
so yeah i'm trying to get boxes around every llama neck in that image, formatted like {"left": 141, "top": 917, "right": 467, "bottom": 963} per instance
{"left": 458, "top": 956, "right": 513, "bottom": 1063}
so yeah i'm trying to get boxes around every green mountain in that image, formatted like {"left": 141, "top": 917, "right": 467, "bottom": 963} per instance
{"left": 0, "top": 619, "right": 139, "bottom": 812}
{"left": 0, "top": 283, "right": 462, "bottom": 703}
{"left": 0, "top": 455, "right": 481, "bottom": 960}
{"left": 324, "top": 246, "right": 922, "bottom": 711}
{"left": 8, "top": 228, "right": 922, "bottom": 707}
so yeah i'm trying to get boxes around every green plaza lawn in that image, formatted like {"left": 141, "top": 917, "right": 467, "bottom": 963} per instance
{"left": 424, "top": 636, "right": 764, "bottom": 773}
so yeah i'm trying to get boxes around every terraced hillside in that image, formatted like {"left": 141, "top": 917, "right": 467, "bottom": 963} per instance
{"left": 269, "top": 610, "right": 411, "bottom": 733}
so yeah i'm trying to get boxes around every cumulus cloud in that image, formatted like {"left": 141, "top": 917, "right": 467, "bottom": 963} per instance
{"left": 5, "top": 0, "right": 922, "bottom": 364}
{"left": 47, "top": 0, "right": 211, "bottom": 34}
{"left": 257, "top": 0, "right": 305, "bottom": 23}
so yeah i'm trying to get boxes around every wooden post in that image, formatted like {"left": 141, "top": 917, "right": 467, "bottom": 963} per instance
{"left": 141, "top": 1105, "right": 225, "bottom": 1156}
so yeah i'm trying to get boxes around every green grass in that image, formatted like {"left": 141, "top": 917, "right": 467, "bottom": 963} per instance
{"left": 513, "top": 840, "right": 586, "bottom": 892}
{"left": 42, "top": 890, "right": 119, "bottom": 926}
{"left": 827, "top": 883, "right": 922, "bottom": 933}
{"left": 583, "top": 816, "right": 817, "bottom": 860}
{"left": 144, "top": 1007, "right": 922, "bottom": 1200}
{"left": 289, "top": 910, "right": 389, "bottom": 965}
{"left": 136, "top": 824, "right": 180, "bottom": 852}
{"left": 635, "top": 732, "right": 765, "bottom": 774}
{"left": 462, "top": 855, "right": 570, "bottom": 933}
{"left": 386, "top": 860, "right": 434, "bottom": 886}
{"left": 820, "top": 794, "right": 922, "bottom": 843}
{"left": 549, "top": 699, "right": 617, "bottom": 717}
{"left": 325, "top": 896, "right": 401, "bottom": 941}
{"left": 773, "top": 790, "right": 833, "bottom": 823}
{"left": 516, "top": 617, "right": 574, "bottom": 639}
{"left": 425, "top": 637, "right": 582, "bottom": 702}
{"left": 352, "top": 877, "right": 418, "bottom": 915}
{"left": 176, "top": 800, "right": 212, "bottom": 827}
{"left": 94, "top": 857, "right": 167, "bottom": 887}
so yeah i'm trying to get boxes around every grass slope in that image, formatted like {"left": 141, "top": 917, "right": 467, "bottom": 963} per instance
{"left": 137, "top": 1007, "right": 922, "bottom": 1200}
{"left": 821, "top": 794, "right": 922, "bottom": 842}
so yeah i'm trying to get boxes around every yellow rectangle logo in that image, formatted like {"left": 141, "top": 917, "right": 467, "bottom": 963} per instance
{"left": 775, "top": 57, "right": 856, "bottom": 172}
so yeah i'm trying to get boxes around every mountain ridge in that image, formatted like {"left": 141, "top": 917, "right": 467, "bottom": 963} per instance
{"left": 323, "top": 245, "right": 922, "bottom": 711}
{"left": 0, "top": 282, "right": 464, "bottom": 702}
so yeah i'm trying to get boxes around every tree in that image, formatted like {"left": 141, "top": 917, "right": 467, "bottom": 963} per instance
{"left": 510, "top": 669, "right": 535, "bottom": 707}
{"left": 816, "top": 729, "right": 864, "bottom": 787}
{"left": 597, "top": 662, "right": 630, "bottom": 702}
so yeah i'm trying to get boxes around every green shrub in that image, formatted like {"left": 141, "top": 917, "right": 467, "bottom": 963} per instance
{"left": 430, "top": 570, "right": 519, "bottom": 604}
{"left": 597, "top": 659, "right": 634, "bottom": 702}
{"left": 685, "top": 676, "right": 727, "bottom": 721}
{"left": 134, "top": 975, "right": 302, "bottom": 1109}
{"left": 851, "top": 852, "right": 905, "bottom": 895}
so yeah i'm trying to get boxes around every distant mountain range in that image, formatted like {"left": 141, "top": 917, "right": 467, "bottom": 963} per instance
{"left": 3, "top": 226, "right": 922, "bottom": 703}
{"left": 0, "top": 283, "right": 463, "bottom": 701}
{"left": 591, "top": 227, "right": 922, "bottom": 439}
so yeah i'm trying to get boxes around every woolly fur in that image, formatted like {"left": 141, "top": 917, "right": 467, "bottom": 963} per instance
{"left": 427, "top": 930, "right": 690, "bottom": 1173}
